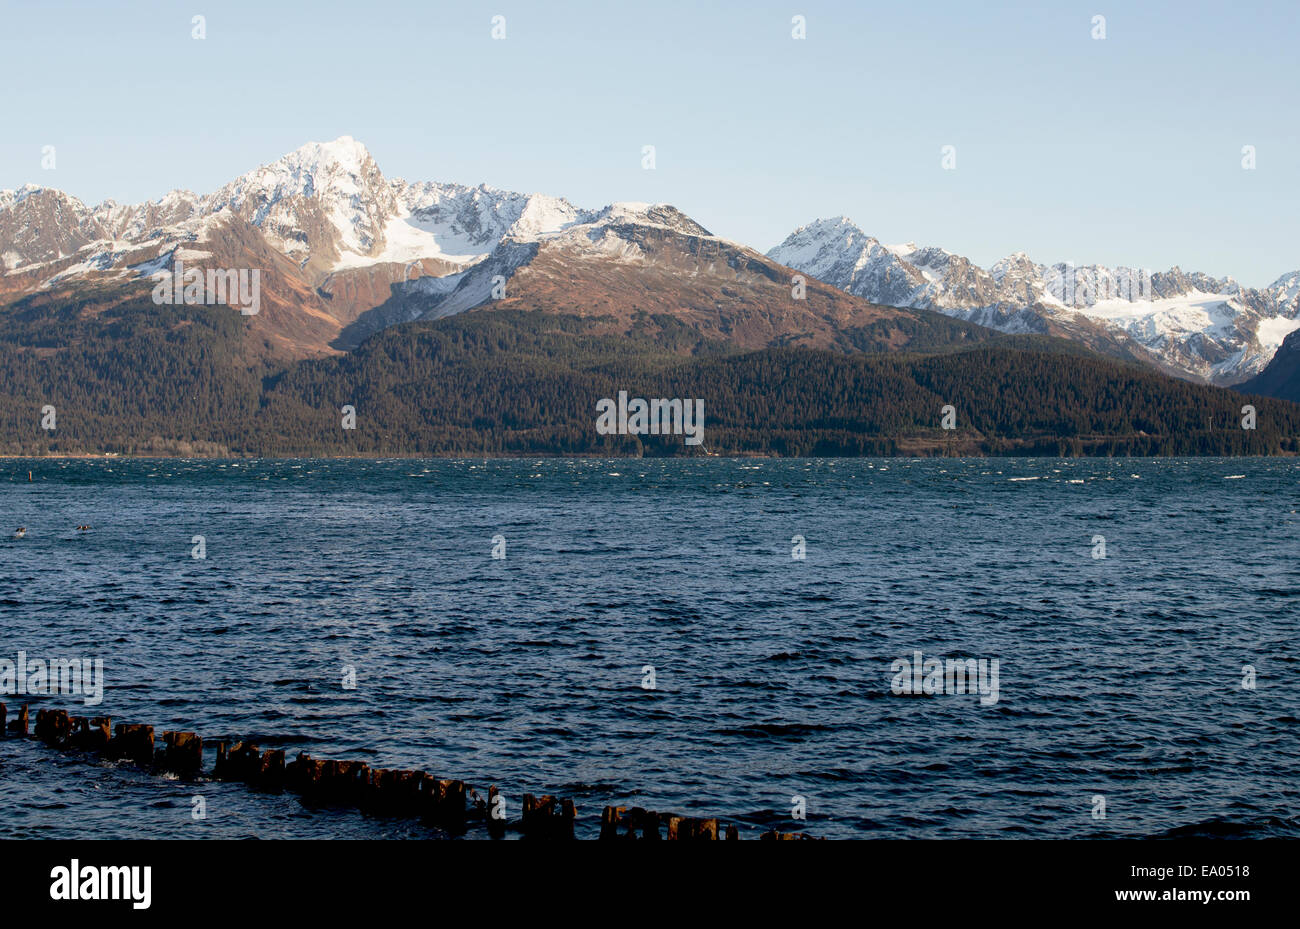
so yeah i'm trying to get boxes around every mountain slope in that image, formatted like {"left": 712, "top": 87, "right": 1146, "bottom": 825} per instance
{"left": 1238, "top": 328, "right": 1300, "bottom": 402}
{"left": 2, "top": 140, "right": 989, "bottom": 362}
{"left": 334, "top": 201, "right": 992, "bottom": 354}
{"left": 4, "top": 303, "right": 1297, "bottom": 457}
{"left": 769, "top": 217, "right": 1300, "bottom": 385}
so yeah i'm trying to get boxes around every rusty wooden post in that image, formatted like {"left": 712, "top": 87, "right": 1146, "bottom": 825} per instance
{"left": 330, "top": 761, "right": 369, "bottom": 808}
{"left": 559, "top": 798, "right": 576, "bottom": 840}
{"left": 286, "top": 752, "right": 329, "bottom": 800}
{"left": 520, "top": 793, "right": 544, "bottom": 836}
{"left": 108, "top": 723, "right": 155, "bottom": 767}
{"left": 361, "top": 767, "right": 385, "bottom": 812}
{"left": 521, "top": 793, "right": 576, "bottom": 839}
{"left": 257, "top": 749, "right": 285, "bottom": 792}
{"left": 35, "top": 709, "right": 73, "bottom": 747}
{"left": 631, "top": 808, "right": 660, "bottom": 840}
{"left": 394, "top": 770, "right": 423, "bottom": 817}
{"left": 219, "top": 742, "right": 262, "bottom": 783}
{"left": 71, "top": 716, "right": 111, "bottom": 751}
{"left": 436, "top": 779, "right": 466, "bottom": 833}
{"left": 419, "top": 774, "right": 441, "bottom": 824}
{"left": 212, "top": 742, "right": 230, "bottom": 779}
{"left": 665, "top": 815, "right": 720, "bottom": 840}
{"left": 364, "top": 768, "right": 421, "bottom": 816}
{"left": 600, "top": 805, "right": 626, "bottom": 840}
{"left": 161, "top": 731, "right": 203, "bottom": 777}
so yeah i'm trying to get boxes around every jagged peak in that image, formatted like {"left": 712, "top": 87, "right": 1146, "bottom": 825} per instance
{"left": 0, "top": 184, "right": 88, "bottom": 210}
{"left": 788, "top": 215, "right": 866, "bottom": 237}
{"left": 591, "top": 202, "right": 711, "bottom": 236}
{"left": 280, "top": 135, "right": 375, "bottom": 171}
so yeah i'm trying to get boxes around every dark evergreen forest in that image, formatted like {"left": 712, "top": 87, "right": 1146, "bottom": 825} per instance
{"left": 1, "top": 294, "right": 1295, "bottom": 457}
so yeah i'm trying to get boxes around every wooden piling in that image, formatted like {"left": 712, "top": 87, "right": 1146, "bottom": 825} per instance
{"left": 600, "top": 808, "right": 737, "bottom": 840}
{"left": 107, "top": 723, "right": 155, "bottom": 767}
{"left": 521, "top": 793, "right": 576, "bottom": 840}
{"left": 34, "top": 709, "right": 73, "bottom": 747}
{"left": 214, "top": 741, "right": 263, "bottom": 783}
{"left": 2, "top": 704, "right": 796, "bottom": 840}
{"left": 71, "top": 716, "right": 111, "bottom": 751}
{"left": 160, "top": 731, "right": 203, "bottom": 777}
{"left": 364, "top": 768, "right": 424, "bottom": 817}
{"left": 600, "top": 805, "right": 626, "bottom": 840}
{"left": 286, "top": 755, "right": 370, "bottom": 807}
{"left": 431, "top": 779, "right": 466, "bottom": 833}
{"left": 11, "top": 704, "right": 28, "bottom": 737}
{"left": 256, "top": 749, "right": 286, "bottom": 792}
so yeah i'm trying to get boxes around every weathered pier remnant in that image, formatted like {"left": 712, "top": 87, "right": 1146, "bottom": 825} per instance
{"left": 484, "top": 786, "right": 506, "bottom": 839}
{"left": 107, "top": 723, "right": 155, "bottom": 767}
{"left": 1, "top": 705, "right": 790, "bottom": 839}
{"left": 34, "top": 708, "right": 74, "bottom": 747}
{"left": 424, "top": 777, "right": 467, "bottom": 834}
{"left": 213, "top": 741, "right": 263, "bottom": 783}
{"left": 72, "top": 716, "right": 112, "bottom": 751}
{"left": 759, "top": 830, "right": 823, "bottom": 840}
{"left": 285, "top": 754, "right": 371, "bottom": 807}
{"left": 10, "top": 704, "right": 28, "bottom": 737}
{"left": 257, "top": 749, "right": 286, "bottom": 792}
{"left": 160, "top": 731, "right": 203, "bottom": 777}
{"left": 599, "top": 806, "right": 738, "bottom": 840}
{"left": 364, "top": 768, "right": 424, "bottom": 817}
{"left": 520, "top": 794, "right": 576, "bottom": 840}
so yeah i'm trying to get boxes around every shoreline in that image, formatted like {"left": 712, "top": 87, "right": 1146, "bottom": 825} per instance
{"left": 3, "top": 451, "right": 1297, "bottom": 462}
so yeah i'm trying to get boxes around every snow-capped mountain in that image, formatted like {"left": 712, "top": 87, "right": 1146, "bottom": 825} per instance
{"left": 0, "top": 185, "right": 107, "bottom": 270}
{"left": 2, "top": 138, "right": 973, "bottom": 359}
{"left": 769, "top": 217, "right": 1300, "bottom": 385}
{"left": 0, "top": 138, "right": 620, "bottom": 353}
{"left": 6, "top": 139, "right": 1295, "bottom": 381}
{"left": 0, "top": 137, "right": 590, "bottom": 283}
{"left": 1240, "top": 326, "right": 1300, "bottom": 402}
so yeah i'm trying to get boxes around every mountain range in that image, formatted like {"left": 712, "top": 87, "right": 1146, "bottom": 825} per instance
{"left": 768, "top": 217, "right": 1300, "bottom": 387}
{"left": 1, "top": 136, "right": 1297, "bottom": 456}
{"left": 4, "top": 136, "right": 1298, "bottom": 387}
{"left": 0, "top": 137, "right": 983, "bottom": 362}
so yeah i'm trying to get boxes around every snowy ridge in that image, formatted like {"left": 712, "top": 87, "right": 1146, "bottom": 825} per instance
{"left": 769, "top": 216, "right": 1300, "bottom": 384}
{"left": 4, "top": 138, "right": 1298, "bottom": 384}
{"left": 0, "top": 137, "right": 706, "bottom": 283}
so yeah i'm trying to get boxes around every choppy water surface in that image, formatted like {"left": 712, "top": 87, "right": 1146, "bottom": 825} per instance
{"left": 1, "top": 457, "right": 1297, "bottom": 839}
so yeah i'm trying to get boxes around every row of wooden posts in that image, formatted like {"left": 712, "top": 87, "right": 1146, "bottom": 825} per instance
{"left": 1, "top": 702, "right": 817, "bottom": 840}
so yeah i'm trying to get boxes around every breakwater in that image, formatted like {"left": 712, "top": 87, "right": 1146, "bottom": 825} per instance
{"left": 3, "top": 702, "right": 816, "bottom": 840}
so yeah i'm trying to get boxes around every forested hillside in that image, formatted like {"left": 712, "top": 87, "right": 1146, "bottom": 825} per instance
{"left": 2, "top": 296, "right": 1296, "bottom": 457}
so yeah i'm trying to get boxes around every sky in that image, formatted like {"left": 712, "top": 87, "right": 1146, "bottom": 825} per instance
{"left": 1, "top": 0, "right": 1296, "bottom": 287}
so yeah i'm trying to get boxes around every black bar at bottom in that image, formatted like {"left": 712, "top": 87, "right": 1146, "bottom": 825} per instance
{"left": 0, "top": 839, "right": 1281, "bottom": 916}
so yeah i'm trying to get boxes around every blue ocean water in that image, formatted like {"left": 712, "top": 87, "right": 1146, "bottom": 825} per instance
{"left": 1, "top": 457, "right": 1297, "bottom": 839}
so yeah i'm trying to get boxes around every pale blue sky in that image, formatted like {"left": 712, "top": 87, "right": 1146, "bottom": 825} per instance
{"left": 1, "top": 0, "right": 1295, "bottom": 286}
